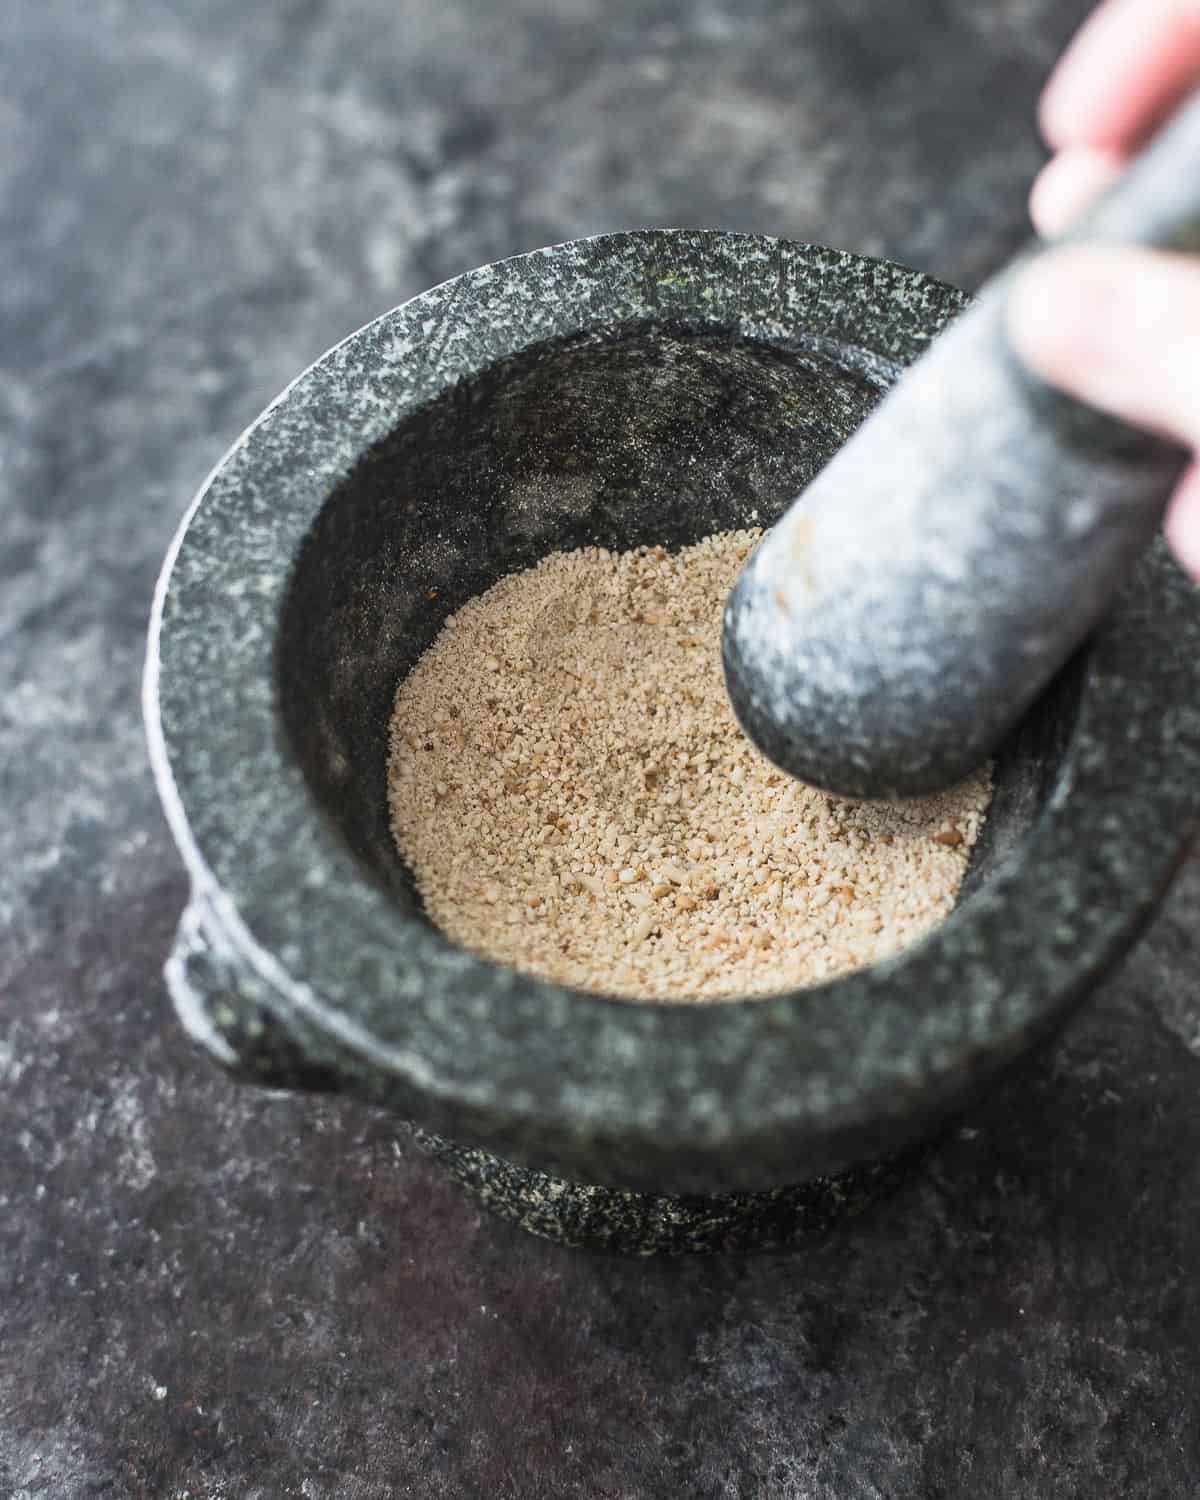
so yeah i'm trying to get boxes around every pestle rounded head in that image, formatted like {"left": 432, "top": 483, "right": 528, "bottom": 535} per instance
{"left": 720, "top": 577, "right": 990, "bottom": 800}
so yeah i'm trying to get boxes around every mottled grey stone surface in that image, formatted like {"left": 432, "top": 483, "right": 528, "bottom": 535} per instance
{"left": 9, "top": 0, "right": 1200, "bottom": 1495}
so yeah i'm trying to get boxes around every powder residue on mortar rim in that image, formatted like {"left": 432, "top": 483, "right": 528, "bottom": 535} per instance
{"left": 387, "top": 530, "right": 992, "bottom": 1002}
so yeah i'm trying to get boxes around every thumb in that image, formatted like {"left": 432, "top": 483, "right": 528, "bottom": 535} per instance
{"left": 1007, "top": 243, "right": 1200, "bottom": 449}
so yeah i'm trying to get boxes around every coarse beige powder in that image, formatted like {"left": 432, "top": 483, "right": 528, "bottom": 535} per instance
{"left": 387, "top": 529, "right": 992, "bottom": 1002}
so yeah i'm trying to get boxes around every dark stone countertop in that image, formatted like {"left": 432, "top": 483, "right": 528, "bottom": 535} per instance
{"left": 5, "top": 1, "right": 1200, "bottom": 1494}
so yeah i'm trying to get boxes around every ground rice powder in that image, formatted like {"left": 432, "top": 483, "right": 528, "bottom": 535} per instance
{"left": 387, "top": 530, "right": 992, "bottom": 1002}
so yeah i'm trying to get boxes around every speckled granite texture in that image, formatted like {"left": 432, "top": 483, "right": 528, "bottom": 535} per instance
{"left": 8, "top": 0, "right": 1200, "bottom": 1495}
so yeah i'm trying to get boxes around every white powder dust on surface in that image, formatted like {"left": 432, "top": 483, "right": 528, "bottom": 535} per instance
{"left": 387, "top": 530, "right": 992, "bottom": 1002}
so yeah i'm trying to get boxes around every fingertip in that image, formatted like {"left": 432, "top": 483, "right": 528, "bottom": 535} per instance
{"left": 1006, "top": 245, "right": 1114, "bottom": 387}
{"left": 1028, "top": 161, "right": 1058, "bottom": 238}
{"left": 1011, "top": 245, "right": 1200, "bottom": 446}
{"left": 1028, "top": 147, "right": 1125, "bottom": 239}
{"left": 1165, "top": 466, "right": 1200, "bottom": 580}
{"left": 1036, "top": 0, "right": 1200, "bottom": 153}
{"left": 1037, "top": 61, "right": 1077, "bottom": 150}
{"left": 1035, "top": 1, "right": 1117, "bottom": 148}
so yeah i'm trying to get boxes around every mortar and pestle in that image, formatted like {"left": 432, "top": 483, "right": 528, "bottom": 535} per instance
{"left": 146, "top": 103, "right": 1200, "bottom": 1254}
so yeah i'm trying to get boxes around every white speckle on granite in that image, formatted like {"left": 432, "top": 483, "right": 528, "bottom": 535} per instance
{"left": 110, "top": 1077, "right": 157, "bottom": 1192}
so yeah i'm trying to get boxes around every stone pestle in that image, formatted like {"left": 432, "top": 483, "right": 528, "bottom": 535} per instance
{"left": 722, "top": 90, "right": 1200, "bottom": 799}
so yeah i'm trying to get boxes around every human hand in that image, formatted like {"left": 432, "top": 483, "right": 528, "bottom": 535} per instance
{"left": 1007, "top": 0, "right": 1200, "bottom": 576}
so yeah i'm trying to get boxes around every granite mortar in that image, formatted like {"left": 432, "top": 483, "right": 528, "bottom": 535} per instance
{"left": 146, "top": 230, "right": 1200, "bottom": 1251}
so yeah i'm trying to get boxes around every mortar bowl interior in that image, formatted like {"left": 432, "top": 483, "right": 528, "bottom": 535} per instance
{"left": 150, "top": 231, "right": 1200, "bottom": 1200}
{"left": 279, "top": 320, "right": 1074, "bottom": 919}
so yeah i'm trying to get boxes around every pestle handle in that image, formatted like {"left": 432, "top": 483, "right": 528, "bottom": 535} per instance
{"left": 721, "top": 90, "right": 1200, "bottom": 800}
{"left": 1015, "top": 85, "right": 1200, "bottom": 462}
